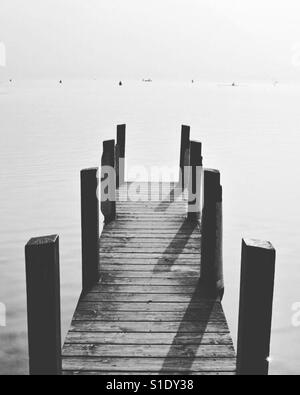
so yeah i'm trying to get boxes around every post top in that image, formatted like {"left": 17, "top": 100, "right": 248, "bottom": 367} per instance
{"left": 190, "top": 139, "right": 202, "bottom": 146}
{"left": 243, "top": 238, "right": 275, "bottom": 251}
{"left": 103, "top": 140, "right": 115, "bottom": 150}
{"left": 181, "top": 125, "right": 191, "bottom": 135}
{"left": 27, "top": 235, "right": 59, "bottom": 247}
{"left": 81, "top": 167, "right": 98, "bottom": 174}
{"left": 205, "top": 168, "right": 220, "bottom": 175}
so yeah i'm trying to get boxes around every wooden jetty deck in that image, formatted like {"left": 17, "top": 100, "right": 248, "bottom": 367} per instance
{"left": 62, "top": 182, "right": 236, "bottom": 375}
{"left": 25, "top": 125, "right": 276, "bottom": 376}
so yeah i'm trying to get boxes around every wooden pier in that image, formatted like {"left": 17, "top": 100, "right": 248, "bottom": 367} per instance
{"left": 25, "top": 125, "right": 276, "bottom": 376}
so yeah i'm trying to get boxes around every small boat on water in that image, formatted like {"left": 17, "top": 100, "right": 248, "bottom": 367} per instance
{"left": 119, "top": 81, "right": 123, "bottom": 86}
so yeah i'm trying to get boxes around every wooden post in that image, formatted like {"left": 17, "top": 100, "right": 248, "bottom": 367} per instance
{"left": 25, "top": 235, "right": 62, "bottom": 375}
{"left": 179, "top": 125, "right": 190, "bottom": 190}
{"left": 200, "top": 169, "right": 224, "bottom": 299}
{"left": 116, "top": 124, "right": 126, "bottom": 188}
{"left": 237, "top": 239, "right": 276, "bottom": 376}
{"left": 81, "top": 168, "right": 100, "bottom": 293}
{"left": 101, "top": 139, "right": 116, "bottom": 224}
{"left": 187, "top": 140, "right": 203, "bottom": 221}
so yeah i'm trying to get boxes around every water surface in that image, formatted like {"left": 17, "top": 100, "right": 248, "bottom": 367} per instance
{"left": 0, "top": 80, "right": 300, "bottom": 374}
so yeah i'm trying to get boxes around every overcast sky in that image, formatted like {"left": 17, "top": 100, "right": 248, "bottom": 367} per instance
{"left": 1, "top": 0, "right": 300, "bottom": 81}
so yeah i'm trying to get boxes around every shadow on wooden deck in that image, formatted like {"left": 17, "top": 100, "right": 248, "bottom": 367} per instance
{"left": 159, "top": 282, "right": 218, "bottom": 374}
{"left": 153, "top": 220, "right": 199, "bottom": 273}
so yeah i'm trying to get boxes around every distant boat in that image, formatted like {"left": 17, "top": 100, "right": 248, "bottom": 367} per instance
{"left": 119, "top": 81, "right": 123, "bottom": 86}
{"left": 59, "top": 80, "right": 63, "bottom": 84}
{"left": 143, "top": 79, "right": 152, "bottom": 83}
{"left": 232, "top": 82, "right": 238, "bottom": 87}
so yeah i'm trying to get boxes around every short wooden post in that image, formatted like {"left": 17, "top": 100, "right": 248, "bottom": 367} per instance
{"left": 179, "top": 125, "right": 190, "bottom": 190}
{"left": 25, "top": 235, "right": 62, "bottom": 375}
{"left": 81, "top": 168, "right": 100, "bottom": 293}
{"left": 187, "top": 140, "right": 203, "bottom": 221}
{"left": 237, "top": 239, "right": 276, "bottom": 376}
{"left": 200, "top": 169, "right": 224, "bottom": 298}
{"left": 101, "top": 139, "right": 116, "bottom": 224}
{"left": 116, "top": 124, "right": 126, "bottom": 188}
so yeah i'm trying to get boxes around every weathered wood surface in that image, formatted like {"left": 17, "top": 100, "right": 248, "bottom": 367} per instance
{"left": 62, "top": 182, "right": 236, "bottom": 375}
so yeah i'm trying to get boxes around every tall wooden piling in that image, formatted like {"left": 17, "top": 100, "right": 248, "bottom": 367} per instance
{"left": 200, "top": 169, "right": 224, "bottom": 298}
{"left": 116, "top": 124, "right": 126, "bottom": 188}
{"left": 237, "top": 239, "right": 276, "bottom": 376}
{"left": 179, "top": 125, "right": 190, "bottom": 190}
{"left": 81, "top": 168, "right": 100, "bottom": 293}
{"left": 187, "top": 140, "right": 203, "bottom": 221}
{"left": 101, "top": 139, "right": 116, "bottom": 224}
{"left": 25, "top": 235, "right": 62, "bottom": 375}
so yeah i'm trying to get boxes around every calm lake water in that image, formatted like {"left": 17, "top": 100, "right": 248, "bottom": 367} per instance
{"left": 0, "top": 80, "right": 300, "bottom": 375}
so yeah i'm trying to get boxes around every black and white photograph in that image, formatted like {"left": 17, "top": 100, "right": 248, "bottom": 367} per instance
{"left": 1, "top": 0, "right": 300, "bottom": 378}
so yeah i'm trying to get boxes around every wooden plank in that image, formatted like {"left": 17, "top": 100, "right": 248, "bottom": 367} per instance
{"left": 100, "top": 247, "right": 200, "bottom": 254}
{"left": 62, "top": 344, "right": 235, "bottom": 358}
{"left": 100, "top": 260, "right": 200, "bottom": 265}
{"left": 81, "top": 294, "right": 208, "bottom": 303}
{"left": 100, "top": 232, "right": 200, "bottom": 238}
{"left": 104, "top": 222, "right": 197, "bottom": 227}
{"left": 104, "top": 220, "right": 197, "bottom": 225}
{"left": 89, "top": 285, "right": 202, "bottom": 294}
{"left": 64, "top": 331, "right": 233, "bottom": 345}
{"left": 116, "top": 210, "right": 187, "bottom": 214}
{"left": 99, "top": 276, "right": 200, "bottom": 286}
{"left": 110, "top": 220, "right": 190, "bottom": 224}
{"left": 73, "top": 309, "right": 226, "bottom": 322}
{"left": 116, "top": 190, "right": 186, "bottom": 195}
{"left": 116, "top": 202, "right": 187, "bottom": 206}
{"left": 69, "top": 321, "right": 230, "bottom": 333}
{"left": 101, "top": 257, "right": 200, "bottom": 262}
{"left": 117, "top": 198, "right": 187, "bottom": 203}
{"left": 116, "top": 212, "right": 187, "bottom": 216}
{"left": 100, "top": 237, "right": 200, "bottom": 242}
{"left": 100, "top": 241, "right": 201, "bottom": 248}
{"left": 100, "top": 254, "right": 200, "bottom": 260}
{"left": 116, "top": 208, "right": 187, "bottom": 212}
{"left": 101, "top": 264, "right": 200, "bottom": 277}
{"left": 100, "top": 265, "right": 200, "bottom": 272}
{"left": 62, "top": 357, "right": 236, "bottom": 372}
{"left": 99, "top": 271, "right": 199, "bottom": 278}
{"left": 76, "top": 300, "right": 222, "bottom": 312}
{"left": 115, "top": 218, "right": 188, "bottom": 222}
{"left": 73, "top": 312, "right": 226, "bottom": 323}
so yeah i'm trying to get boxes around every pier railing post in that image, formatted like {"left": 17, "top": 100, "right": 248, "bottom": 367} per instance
{"left": 25, "top": 235, "right": 62, "bottom": 375}
{"left": 187, "top": 140, "right": 203, "bottom": 221}
{"left": 81, "top": 168, "right": 100, "bottom": 293}
{"left": 237, "top": 239, "right": 276, "bottom": 376}
{"left": 101, "top": 139, "right": 116, "bottom": 224}
{"left": 116, "top": 124, "right": 126, "bottom": 188}
{"left": 179, "top": 125, "right": 190, "bottom": 190}
{"left": 200, "top": 169, "right": 224, "bottom": 298}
